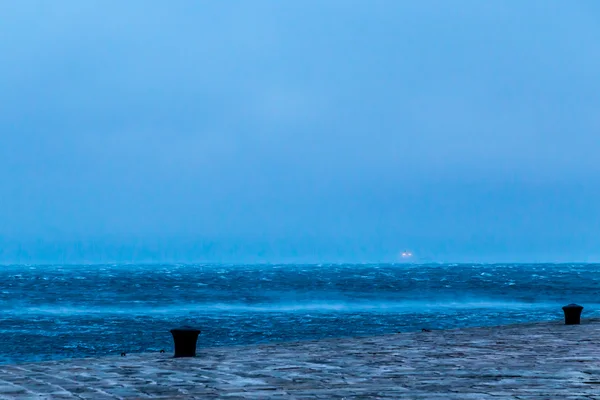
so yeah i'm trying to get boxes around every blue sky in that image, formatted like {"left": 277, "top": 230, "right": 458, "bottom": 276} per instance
{"left": 1, "top": 1, "right": 599, "bottom": 263}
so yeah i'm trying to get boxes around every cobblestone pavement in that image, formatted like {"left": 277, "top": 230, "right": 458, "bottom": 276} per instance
{"left": 1, "top": 319, "right": 600, "bottom": 399}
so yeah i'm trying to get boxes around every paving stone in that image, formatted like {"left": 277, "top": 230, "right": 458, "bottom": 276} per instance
{"left": 2, "top": 319, "right": 600, "bottom": 398}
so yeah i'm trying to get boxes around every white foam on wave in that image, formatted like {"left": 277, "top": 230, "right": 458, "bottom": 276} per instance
{"left": 2, "top": 300, "right": 574, "bottom": 316}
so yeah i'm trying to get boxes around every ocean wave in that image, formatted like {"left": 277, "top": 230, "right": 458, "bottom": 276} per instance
{"left": 0, "top": 300, "right": 571, "bottom": 316}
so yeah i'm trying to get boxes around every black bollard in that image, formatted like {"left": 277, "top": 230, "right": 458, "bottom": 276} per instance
{"left": 170, "top": 326, "right": 201, "bottom": 357}
{"left": 562, "top": 304, "right": 584, "bottom": 325}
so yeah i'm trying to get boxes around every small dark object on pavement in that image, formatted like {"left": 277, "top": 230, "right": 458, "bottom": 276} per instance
{"left": 170, "top": 326, "right": 201, "bottom": 357}
{"left": 422, "top": 328, "right": 432, "bottom": 332}
{"left": 120, "top": 352, "right": 126, "bottom": 357}
{"left": 562, "top": 304, "right": 584, "bottom": 325}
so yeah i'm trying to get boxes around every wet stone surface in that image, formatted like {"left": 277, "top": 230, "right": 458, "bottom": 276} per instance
{"left": 1, "top": 319, "right": 600, "bottom": 399}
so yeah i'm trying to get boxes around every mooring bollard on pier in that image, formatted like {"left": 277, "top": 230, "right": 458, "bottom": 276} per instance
{"left": 170, "top": 326, "right": 201, "bottom": 357}
{"left": 562, "top": 304, "right": 584, "bottom": 325}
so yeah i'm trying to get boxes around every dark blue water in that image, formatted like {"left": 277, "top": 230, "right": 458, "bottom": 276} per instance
{"left": 1, "top": 263, "right": 599, "bottom": 364}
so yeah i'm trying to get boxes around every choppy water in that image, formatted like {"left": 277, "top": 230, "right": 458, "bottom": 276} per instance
{"left": 1, "top": 263, "right": 599, "bottom": 364}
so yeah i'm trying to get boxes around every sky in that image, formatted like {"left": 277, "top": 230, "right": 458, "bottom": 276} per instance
{"left": 1, "top": 1, "right": 600, "bottom": 263}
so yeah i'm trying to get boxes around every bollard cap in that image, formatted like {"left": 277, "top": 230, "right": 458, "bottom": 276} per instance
{"left": 170, "top": 326, "right": 201, "bottom": 334}
{"left": 562, "top": 303, "right": 584, "bottom": 311}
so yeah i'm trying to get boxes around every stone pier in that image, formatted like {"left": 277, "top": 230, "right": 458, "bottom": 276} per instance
{"left": 1, "top": 319, "right": 600, "bottom": 399}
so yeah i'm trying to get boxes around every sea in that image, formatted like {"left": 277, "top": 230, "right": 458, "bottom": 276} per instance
{"left": 1, "top": 263, "right": 598, "bottom": 364}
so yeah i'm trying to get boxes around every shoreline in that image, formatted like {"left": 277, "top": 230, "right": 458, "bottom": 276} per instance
{"left": 1, "top": 318, "right": 599, "bottom": 398}
{"left": 0, "top": 317, "right": 574, "bottom": 367}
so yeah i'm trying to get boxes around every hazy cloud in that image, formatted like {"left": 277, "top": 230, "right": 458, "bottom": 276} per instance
{"left": 1, "top": 1, "right": 599, "bottom": 262}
